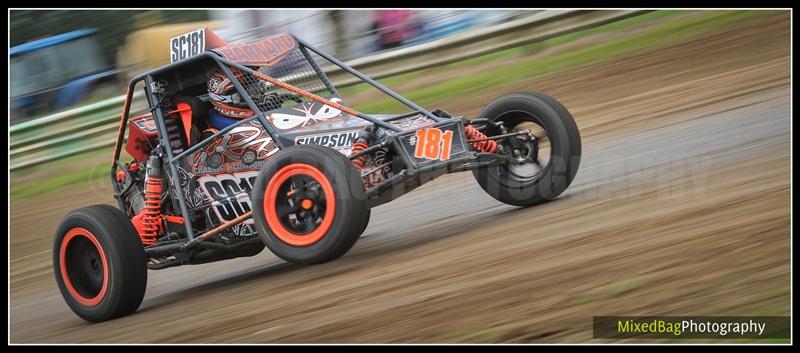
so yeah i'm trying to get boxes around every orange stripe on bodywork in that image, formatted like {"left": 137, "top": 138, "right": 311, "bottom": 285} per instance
{"left": 112, "top": 87, "right": 133, "bottom": 168}
{"left": 197, "top": 211, "right": 253, "bottom": 241}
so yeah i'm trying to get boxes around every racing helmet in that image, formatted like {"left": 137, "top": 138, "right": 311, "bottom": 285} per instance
{"left": 207, "top": 68, "right": 255, "bottom": 119}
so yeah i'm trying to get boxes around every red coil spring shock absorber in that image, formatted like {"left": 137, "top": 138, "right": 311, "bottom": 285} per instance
{"left": 132, "top": 156, "right": 164, "bottom": 245}
{"left": 464, "top": 125, "right": 497, "bottom": 153}
{"left": 350, "top": 141, "right": 368, "bottom": 170}
{"left": 350, "top": 129, "right": 372, "bottom": 170}
{"left": 139, "top": 176, "right": 163, "bottom": 245}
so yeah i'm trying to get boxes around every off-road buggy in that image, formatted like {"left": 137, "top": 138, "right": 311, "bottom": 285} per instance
{"left": 53, "top": 28, "right": 581, "bottom": 322}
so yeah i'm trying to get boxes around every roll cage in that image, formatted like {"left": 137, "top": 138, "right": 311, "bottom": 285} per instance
{"left": 111, "top": 35, "right": 520, "bottom": 252}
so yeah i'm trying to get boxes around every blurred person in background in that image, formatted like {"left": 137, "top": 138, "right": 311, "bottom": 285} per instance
{"left": 372, "top": 10, "right": 419, "bottom": 51}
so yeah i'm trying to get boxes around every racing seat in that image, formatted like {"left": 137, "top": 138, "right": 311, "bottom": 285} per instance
{"left": 172, "top": 95, "right": 209, "bottom": 147}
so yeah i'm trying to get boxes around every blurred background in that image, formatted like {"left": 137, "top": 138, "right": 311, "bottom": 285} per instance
{"left": 9, "top": 9, "right": 523, "bottom": 123}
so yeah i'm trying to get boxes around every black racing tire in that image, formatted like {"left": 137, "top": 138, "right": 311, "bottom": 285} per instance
{"left": 356, "top": 208, "right": 372, "bottom": 239}
{"left": 472, "top": 92, "right": 581, "bottom": 206}
{"left": 53, "top": 204, "right": 147, "bottom": 322}
{"left": 252, "top": 144, "right": 369, "bottom": 265}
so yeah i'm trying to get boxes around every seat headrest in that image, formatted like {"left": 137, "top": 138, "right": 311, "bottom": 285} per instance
{"left": 173, "top": 95, "right": 207, "bottom": 119}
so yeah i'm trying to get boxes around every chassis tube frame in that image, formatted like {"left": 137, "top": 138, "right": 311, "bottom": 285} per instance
{"left": 219, "top": 58, "right": 404, "bottom": 133}
{"left": 109, "top": 38, "right": 503, "bottom": 258}
{"left": 295, "top": 37, "right": 444, "bottom": 123}
{"left": 143, "top": 75, "right": 197, "bottom": 240}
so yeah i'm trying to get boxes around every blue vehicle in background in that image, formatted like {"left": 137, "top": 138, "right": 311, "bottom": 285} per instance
{"left": 10, "top": 29, "right": 119, "bottom": 123}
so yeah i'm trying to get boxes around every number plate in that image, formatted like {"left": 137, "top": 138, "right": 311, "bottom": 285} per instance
{"left": 398, "top": 122, "right": 468, "bottom": 167}
{"left": 170, "top": 28, "right": 206, "bottom": 63}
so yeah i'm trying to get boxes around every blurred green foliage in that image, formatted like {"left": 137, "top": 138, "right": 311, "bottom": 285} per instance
{"left": 10, "top": 10, "right": 209, "bottom": 66}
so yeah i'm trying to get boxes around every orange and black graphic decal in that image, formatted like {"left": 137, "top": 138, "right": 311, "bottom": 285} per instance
{"left": 212, "top": 34, "right": 297, "bottom": 67}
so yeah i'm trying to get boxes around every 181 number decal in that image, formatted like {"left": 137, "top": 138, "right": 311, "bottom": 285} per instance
{"left": 413, "top": 128, "right": 453, "bottom": 161}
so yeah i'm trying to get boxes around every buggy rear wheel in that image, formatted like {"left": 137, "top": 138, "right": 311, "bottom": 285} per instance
{"left": 53, "top": 205, "right": 147, "bottom": 322}
{"left": 252, "top": 145, "right": 369, "bottom": 264}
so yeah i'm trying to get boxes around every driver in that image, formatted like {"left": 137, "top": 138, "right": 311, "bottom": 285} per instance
{"left": 207, "top": 68, "right": 255, "bottom": 128}
{"left": 206, "top": 67, "right": 288, "bottom": 129}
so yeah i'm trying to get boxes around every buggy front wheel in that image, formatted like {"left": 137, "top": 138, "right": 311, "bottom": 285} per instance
{"left": 472, "top": 92, "right": 581, "bottom": 206}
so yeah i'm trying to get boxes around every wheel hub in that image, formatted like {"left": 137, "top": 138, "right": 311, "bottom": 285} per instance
{"left": 498, "top": 122, "right": 549, "bottom": 181}
{"left": 277, "top": 175, "right": 327, "bottom": 235}
{"left": 262, "top": 163, "right": 338, "bottom": 247}
{"left": 508, "top": 134, "right": 537, "bottom": 164}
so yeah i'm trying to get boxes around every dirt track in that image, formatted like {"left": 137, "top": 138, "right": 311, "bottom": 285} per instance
{"left": 9, "top": 13, "right": 791, "bottom": 343}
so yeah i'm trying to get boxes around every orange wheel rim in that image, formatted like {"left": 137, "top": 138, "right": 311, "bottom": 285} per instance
{"left": 264, "top": 164, "right": 336, "bottom": 247}
{"left": 59, "top": 228, "right": 109, "bottom": 307}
